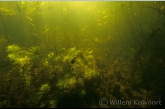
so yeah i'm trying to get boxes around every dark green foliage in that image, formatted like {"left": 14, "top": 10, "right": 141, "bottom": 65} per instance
{"left": 1, "top": 2, "right": 165, "bottom": 108}
{"left": 2, "top": 45, "right": 100, "bottom": 107}
{"left": 1, "top": 39, "right": 164, "bottom": 108}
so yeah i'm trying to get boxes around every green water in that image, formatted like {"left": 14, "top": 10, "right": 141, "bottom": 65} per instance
{"left": 0, "top": 1, "right": 165, "bottom": 108}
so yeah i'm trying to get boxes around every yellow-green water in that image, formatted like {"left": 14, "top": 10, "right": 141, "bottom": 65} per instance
{"left": 0, "top": 1, "right": 165, "bottom": 108}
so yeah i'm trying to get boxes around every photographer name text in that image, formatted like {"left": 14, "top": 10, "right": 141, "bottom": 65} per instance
{"left": 109, "top": 100, "right": 161, "bottom": 105}
{"left": 99, "top": 98, "right": 161, "bottom": 107}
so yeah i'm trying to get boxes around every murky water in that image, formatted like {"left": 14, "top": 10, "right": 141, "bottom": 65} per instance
{"left": 0, "top": 1, "right": 165, "bottom": 108}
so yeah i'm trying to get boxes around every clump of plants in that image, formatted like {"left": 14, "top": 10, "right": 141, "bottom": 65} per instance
{"left": 6, "top": 45, "right": 43, "bottom": 87}
{"left": 6, "top": 44, "right": 100, "bottom": 107}
{"left": 55, "top": 47, "right": 99, "bottom": 90}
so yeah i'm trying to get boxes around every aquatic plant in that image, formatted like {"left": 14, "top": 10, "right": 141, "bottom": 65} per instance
{"left": 39, "top": 83, "right": 50, "bottom": 92}
{"left": 54, "top": 47, "right": 99, "bottom": 99}
{"left": 57, "top": 78, "right": 70, "bottom": 89}
{"left": 84, "top": 68, "right": 98, "bottom": 80}
{"left": 68, "top": 77, "right": 76, "bottom": 88}
{"left": 28, "top": 46, "right": 42, "bottom": 62}
{"left": 80, "top": 89, "right": 86, "bottom": 96}
{"left": 49, "top": 99, "right": 57, "bottom": 108}
{"left": 7, "top": 45, "right": 43, "bottom": 67}
{"left": 43, "top": 52, "right": 55, "bottom": 67}
{"left": 28, "top": 46, "right": 41, "bottom": 56}
{"left": 6, "top": 44, "right": 100, "bottom": 107}
{"left": 7, "top": 44, "right": 30, "bottom": 66}
{"left": 76, "top": 77, "right": 84, "bottom": 86}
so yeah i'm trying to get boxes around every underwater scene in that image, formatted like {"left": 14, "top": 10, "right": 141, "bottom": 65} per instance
{"left": 0, "top": 1, "right": 165, "bottom": 108}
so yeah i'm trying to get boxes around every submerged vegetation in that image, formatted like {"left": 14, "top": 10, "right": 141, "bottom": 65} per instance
{"left": 2, "top": 44, "right": 100, "bottom": 107}
{"left": 0, "top": 1, "right": 165, "bottom": 108}
{"left": 1, "top": 41, "right": 164, "bottom": 107}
